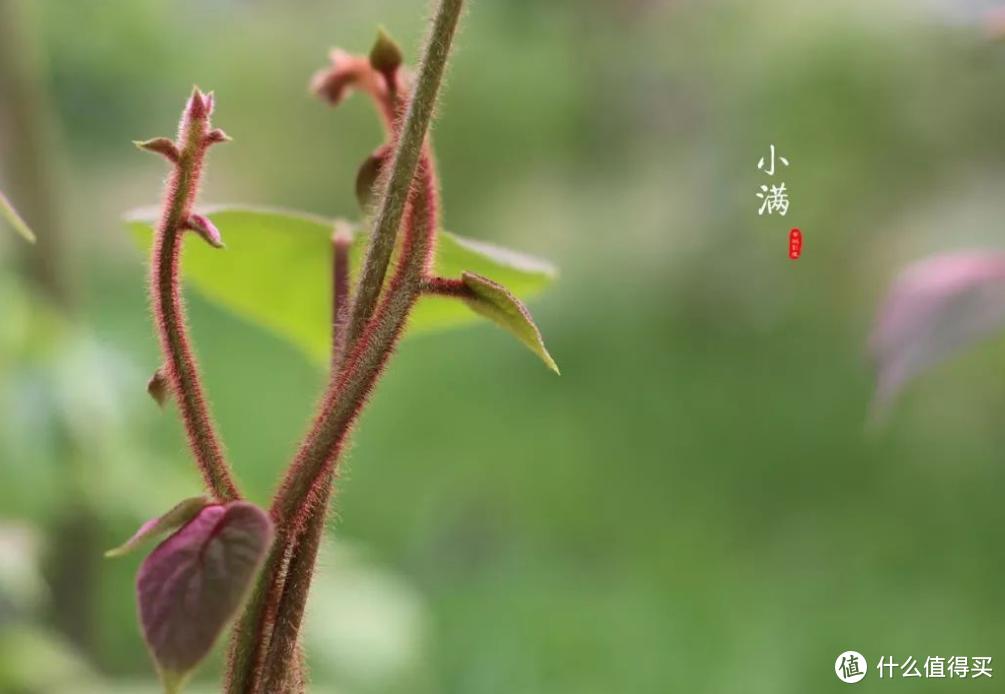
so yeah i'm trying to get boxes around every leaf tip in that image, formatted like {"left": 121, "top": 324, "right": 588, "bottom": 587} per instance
{"left": 185, "top": 213, "right": 224, "bottom": 249}
{"left": 105, "top": 496, "right": 212, "bottom": 559}
{"left": 134, "top": 138, "right": 180, "bottom": 163}
{"left": 205, "top": 128, "right": 232, "bottom": 146}
{"left": 460, "top": 271, "right": 559, "bottom": 373}
{"left": 186, "top": 86, "right": 213, "bottom": 120}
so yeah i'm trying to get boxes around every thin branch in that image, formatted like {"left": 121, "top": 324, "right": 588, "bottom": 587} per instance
{"left": 260, "top": 153, "right": 440, "bottom": 690}
{"left": 228, "top": 99, "right": 441, "bottom": 694}
{"left": 257, "top": 153, "right": 438, "bottom": 694}
{"left": 422, "top": 275, "right": 471, "bottom": 297}
{"left": 149, "top": 89, "right": 240, "bottom": 502}
{"left": 252, "top": 224, "right": 354, "bottom": 692}
{"left": 259, "top": 467, "right": 331, "bottom": 694}
{"left": 331, "top": 223, "right": 354, "bottom": 367}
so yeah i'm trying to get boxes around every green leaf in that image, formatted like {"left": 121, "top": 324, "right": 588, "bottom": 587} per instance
{"left": 125, "top": 205, "right": 556, "bottom": 364}
{"left": 461, "top": 272, "right": 559, "bottom": 373}
{"left": 0, "top": 190, "right": 36, "bottom": 243}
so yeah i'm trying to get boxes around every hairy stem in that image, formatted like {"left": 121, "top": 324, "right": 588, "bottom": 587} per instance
{"left": 259, "top": 469, "right": 330, "bottom": 693}
{"left": 331, "top": 223, "right": 354, "bottom": 367}
{"left": 258, "top": 84, "right": 440, "bottom": 694}
{"left": 256, "top": 225, "right": 354, "bottom": 693}
{"left": 150, "top": 90, "right": 241, "bottom": 502}
{"left": 232, "top": 156, "right": 437, "bottom": 692}
{"left": 227, "top": 112, "right": 441, "bottom": 694}
{"left": 261, "top": 152, "right": 439, "bottom": 690}
{"left": 422, "top": 275, "right": 471, "bottom": 297}
{"left": 226, "top": 5, "right": 461, "bottom": 689}
{"left": 260, "top": 151, "right": 437, "bottom": 694}
{"left": 342, "top": 0, "right": 463, "bottom": 350}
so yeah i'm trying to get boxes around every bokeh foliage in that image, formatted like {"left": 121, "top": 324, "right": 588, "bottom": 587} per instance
{"left": 2, "top": 0, "right": 1005, "bottom": 692}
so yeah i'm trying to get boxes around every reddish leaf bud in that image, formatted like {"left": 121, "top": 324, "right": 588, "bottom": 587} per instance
{"left": 355, "top": 144, "right": 391, "bottom": 210}
{"left": 310, "top": 60, "right": 353, "bottom": 106}
{"left": 185, "top": 213, "right": 224, "bottom": 248}
{"left": 134, "top": 137, "right": 180, "bottom": 163}
{"left": 205, "top": 128, "right": 231, "bottom": 146}
{"left": 148, "top": 368, "right": 169, "bottom": 407}
{"left": 186, "top": 87, "right": 211, "bottom": 120}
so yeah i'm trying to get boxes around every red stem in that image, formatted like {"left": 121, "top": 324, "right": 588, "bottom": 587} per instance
{"left": 257, "top": 143, "right": 439, "bottom": 694}
{"left": 330, "top": 224, "right": 354, "bottom": 367}
{"left": 227, "top": 5, "right": 463, "bottom": 684}
{"left": 422, "top": 275, "right": 471, "bottom": 297}
{"left": 150, "top": 89, "right": 240, "bottom": 502}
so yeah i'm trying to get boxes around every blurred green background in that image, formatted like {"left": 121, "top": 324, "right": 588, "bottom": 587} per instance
{"left": 3, "top": 0, "right": 1005, "bottom": 692}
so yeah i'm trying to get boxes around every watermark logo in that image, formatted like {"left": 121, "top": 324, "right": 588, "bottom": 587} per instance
{"left": 834, "top": 653, "right": 992, "bottom": 683}
{"left": 836, "top": 651, "right": 868, "bottom": 684}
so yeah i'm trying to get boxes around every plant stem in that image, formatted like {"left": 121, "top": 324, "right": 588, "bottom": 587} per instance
{"left": 255, "top": 225, "right": 353, "bottom": 693}
{"left": 226, "top": 5, "right": 461, "bottom": 689}
{"left": 422, "top": 275, "right": 471, "bottom": 297}
{"left": 267, "top": 152, "right": 438, "bottom": 694}
{"left": 151, "top": 91, "right": 241, "bottom": 502}
{"left": 331, "top": 223, "right": 354, "bottom": 367}
{"left": 342, "top": 0, "right": 464, "bottom": 351}
{"left": 259, "top": 469, "right": 330, "bottom": 693}
{"left": 230, "top": 154, "right": 438, "bottom": 692}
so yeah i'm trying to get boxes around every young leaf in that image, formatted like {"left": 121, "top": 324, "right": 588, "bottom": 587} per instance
{"left": 105, "top": 496, "right": 211, "bottom": 558}
{"left": 356, "top": 146, "right": 389, "bottom": 210}
{"left": 147, "top": 367, "right": 170, "bottom": 408}
{"left": 0, "top": 190, "right": 36, "bottom": 243}
{"left": 870, "top": 251, "right": 1005, "bottom": 415}
{"left": 460, "top": 271, "right": 559, "bottom": 373}
{"left": 369, "top": 26, "right": 404, "bottom": 80}
{"left": 136, "top": 501, "right": 273, "bottom": 691}
{"left": 124, "top": 206, "right": 556, "bottom": 364}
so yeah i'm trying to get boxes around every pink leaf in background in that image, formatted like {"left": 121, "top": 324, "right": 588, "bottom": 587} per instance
{"left": 105, "top": 496, "right": 211, "bottom": 558}
{"left": 870, "top": 251, "right": 1005, "bottom": 417}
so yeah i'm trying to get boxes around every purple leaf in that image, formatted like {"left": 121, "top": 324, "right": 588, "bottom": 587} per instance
{"left": 136, "top": 501, "right": 273, "bottom": 689}
{"left": 870, "top": 251, "right": 1005, "bottom": 415}
{"left": 105, "top": 496, "right": 211, "bottom": 558}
